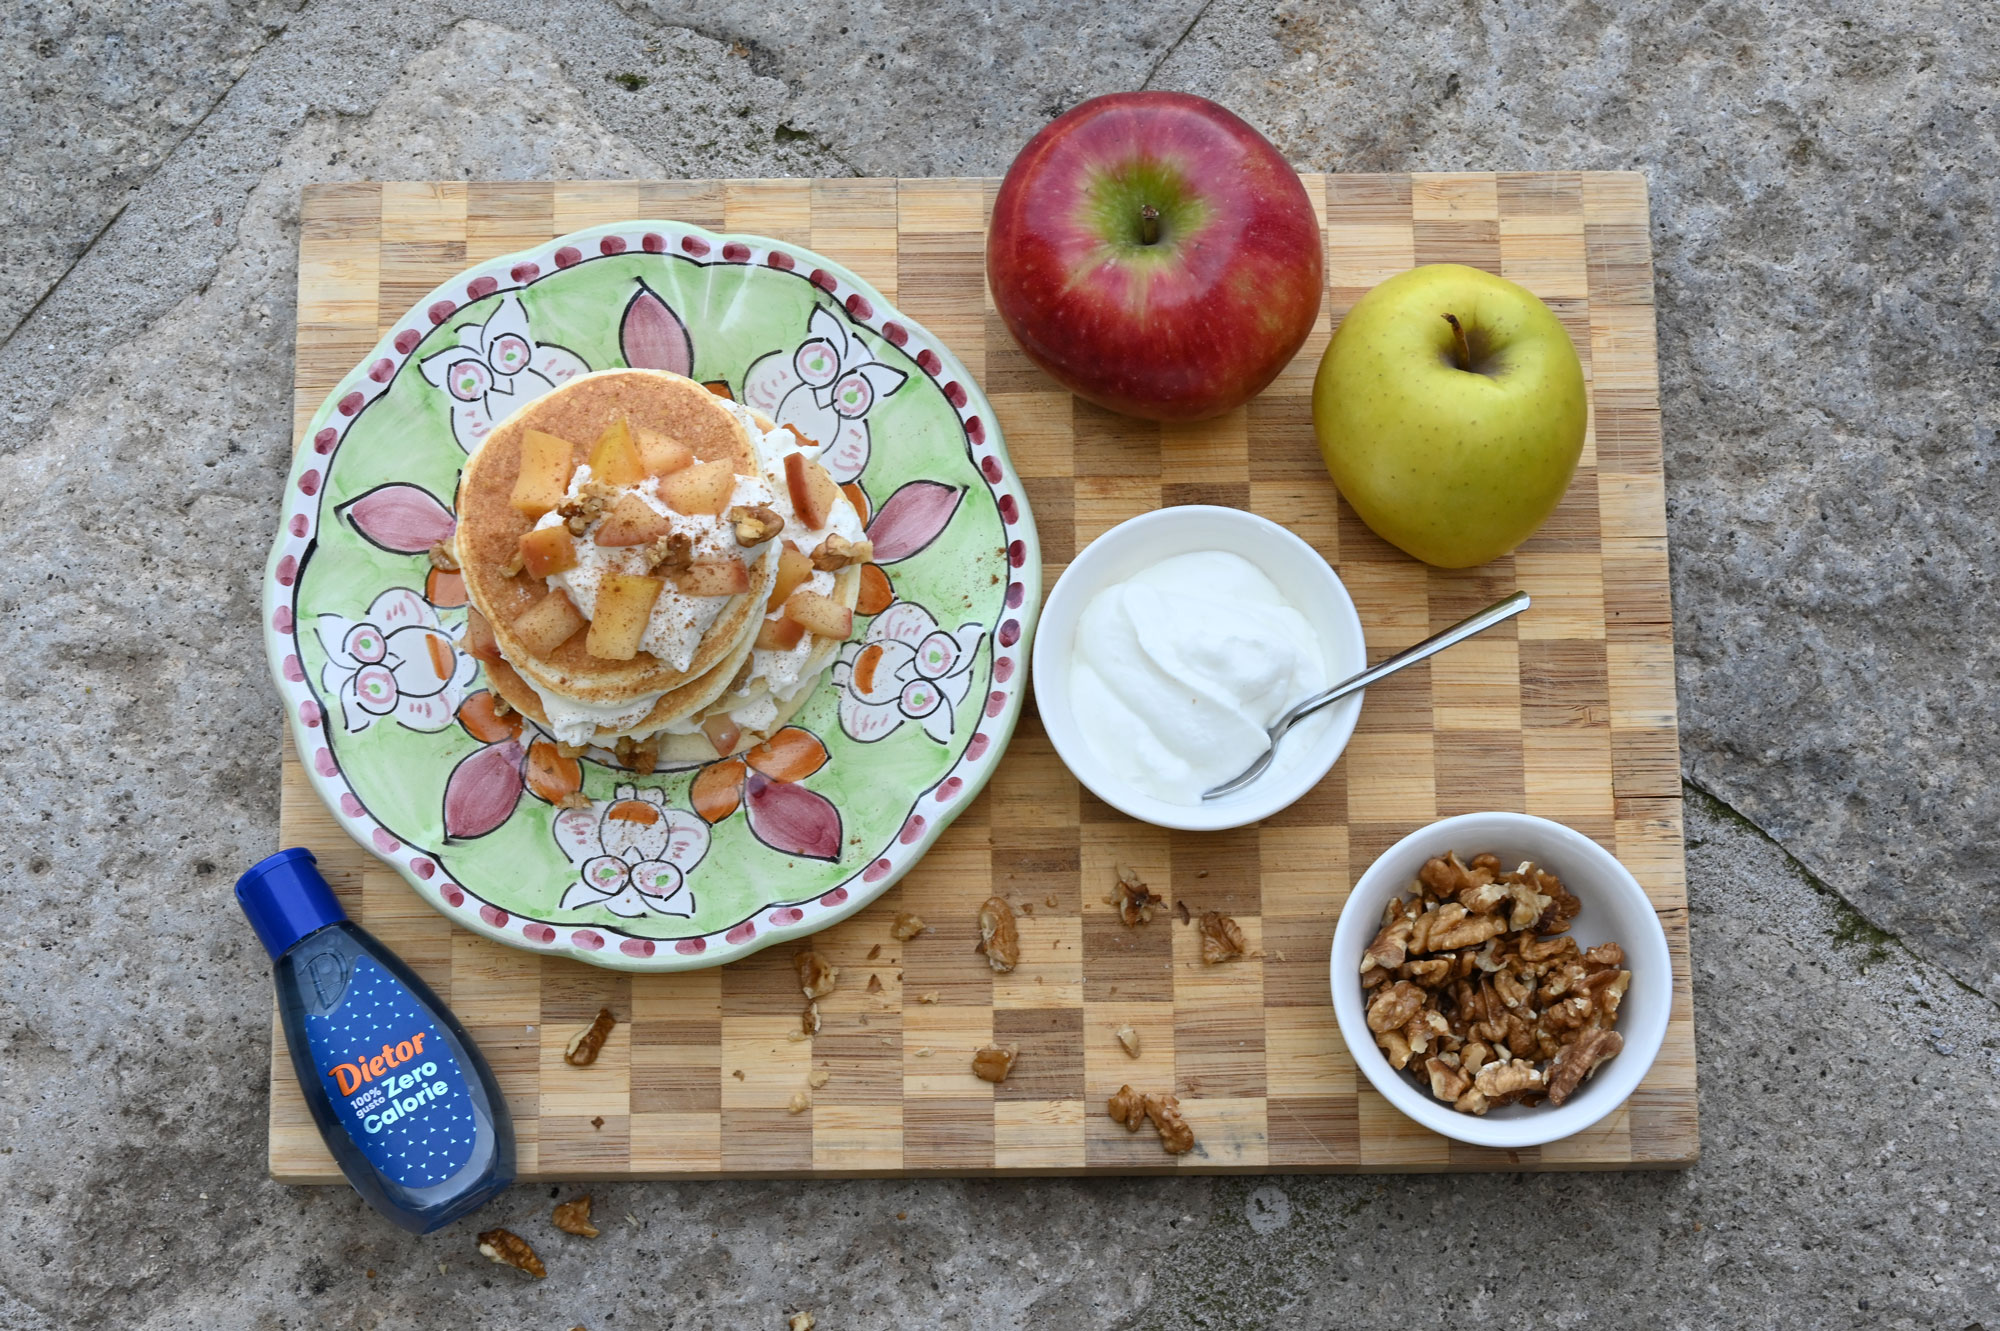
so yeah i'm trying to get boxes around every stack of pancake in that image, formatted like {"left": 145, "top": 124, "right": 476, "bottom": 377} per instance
{"left": 456, "top": 367, "right": 870, "bottom": 766}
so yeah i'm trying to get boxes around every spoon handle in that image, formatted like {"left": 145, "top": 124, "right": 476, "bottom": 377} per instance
{"left": 1274, "top": 590, "right": 1532, "bottom": 734}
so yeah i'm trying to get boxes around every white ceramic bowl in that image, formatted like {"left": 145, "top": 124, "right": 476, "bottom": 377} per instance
{"left": 1031, "top": 505, "right": 1366, "bottom": 831}
{"left": 1330, "top": 812, "right": 1672, "bottom": 1149}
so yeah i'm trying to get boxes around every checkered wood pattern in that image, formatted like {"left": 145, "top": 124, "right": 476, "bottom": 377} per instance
{"left": 271, "top": 174, "right": 1696, "bottom": 1179}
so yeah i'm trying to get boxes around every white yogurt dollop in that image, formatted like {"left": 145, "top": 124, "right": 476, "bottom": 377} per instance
{"left": 1068, "top": 551, "right": 1326, "bottom": 805}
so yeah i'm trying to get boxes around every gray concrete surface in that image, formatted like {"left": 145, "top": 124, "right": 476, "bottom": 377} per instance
{"left": 1, "top": 0, "right": 1995, "bottom": 1326}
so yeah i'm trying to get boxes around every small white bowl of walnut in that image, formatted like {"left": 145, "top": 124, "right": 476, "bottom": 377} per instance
{"left": 1329, "top": 812, "right": 1672, "bottom": 1149}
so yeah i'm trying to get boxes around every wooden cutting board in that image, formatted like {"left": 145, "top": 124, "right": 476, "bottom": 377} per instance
{"left": 271, "top": 173, "right": 1695, "bottom": 1178}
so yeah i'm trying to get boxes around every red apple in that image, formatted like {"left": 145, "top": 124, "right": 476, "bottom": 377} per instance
{"left": 987, "top": 92, "right": 1323, "bottom": 422}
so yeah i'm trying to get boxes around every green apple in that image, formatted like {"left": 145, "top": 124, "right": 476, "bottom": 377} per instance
{"left": 1312, "top": 263, "right": 1587, "bottom": 568}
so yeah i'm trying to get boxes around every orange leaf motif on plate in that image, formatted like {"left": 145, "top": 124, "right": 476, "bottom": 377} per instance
{"left": 524, "top": 740, "right": 582, "bottom": 803}
{"left": 693, "top": 758, "right": 746, "bottom": 823}
{"left": 857, "top": 564, "right": 894, "bottom": 616}
{"left": 745, "top": 727, "right": 829, "bottom": 784}
{"left": 456, "top": 690, "right": 523, "bottom": 744}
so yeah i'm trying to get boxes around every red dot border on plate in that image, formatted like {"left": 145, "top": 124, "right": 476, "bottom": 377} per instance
{"left": 267, "top": 219, "right": 1037, "bottom": 968}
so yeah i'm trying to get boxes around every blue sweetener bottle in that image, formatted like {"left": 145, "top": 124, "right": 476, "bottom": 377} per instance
{"left": 237, "top": 848, "right": 515, "bottom": 1233}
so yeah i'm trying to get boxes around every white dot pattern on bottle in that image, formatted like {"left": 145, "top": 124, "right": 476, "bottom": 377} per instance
{"left": 301, "top": 955, "right": 477, "bottom": 1188}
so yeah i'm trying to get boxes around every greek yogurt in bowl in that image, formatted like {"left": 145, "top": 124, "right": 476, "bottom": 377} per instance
{"left": 1033, "top": 506, "right": 1366, "bottom": 831}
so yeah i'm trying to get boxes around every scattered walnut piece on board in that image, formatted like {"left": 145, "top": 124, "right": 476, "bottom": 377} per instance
{"left": 971, "top": 1044, "right": 1019, "bottom": 1083}
{"left": 1113, "top": 866, "right": 1160, "bottom": 925}
{"left": 917, "top": 991, "right": 938, "bottom": 1004}
{"left": 866, "top": 943, "right": 882, "bottom": 960}
{"left": 808, "top": 1068, "right": 831, "bottom": 1089}
{"left": 1145, "top": 1093, "right": 1196, "bottom": 1154}
{"left": 801, "top": 1001, "right": 821, "bottom": 1036}
{"left": 891, "top": 911, "right": 927, "bottom": 941}
{"left": 477, "top": 1229, "right": 545, "bottom": 1279}
{"left": 1106, "top": 1085, "right": 1195, "bottom": 1154}
{"left": 795, "top": 950, "right": 838, "bottom": 999}
{"left": 866, "top": 972, "right": 884, "bottom": 995}
{"left": 976, "top": 896, "right": 1020, "bottom": 972}
{"left": 552, "top": 1196, "right": 599, "bottom": 1238}
{"left": 789, "top": 1313, "right": 816, "bottom": 1331}
{"left": 564, "top": 1008, "right": 615, "bottom": 1067}
{"left": 1199, "top": 911, "right": 1248, "bottom": 964}
{"left": 787, "top": 1090, "right": 811, "bottom": 1114}
{"left": 1115, "top": 1024, "right": 1141, "bottom": 1058}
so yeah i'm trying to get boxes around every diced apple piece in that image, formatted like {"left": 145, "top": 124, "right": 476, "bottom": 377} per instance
{"left": 587, "top": 419, "right": 646, "bottom": 488}
{"left": 634, "top": 426, "right": 695, "bottom": 478}
{"left": 586, "top": 574, "right": 664, "bottom": 661}
{"left": 701, "top": 713, "right": 742, "bottom": 757}
{"left": 511, "top": 429, "right": 576, "bottom": 518}
{"left": 755, "top": 614, "right": 809, "bottom": 651}
{"left": 461, "top": 606, "right": 503, "bottom": 664}
{"left": 767, "top": 543, "right": 815, "bottom": 611}
{"left": 658, "top": 458, "right": 736, "bottom": 516}
{"left": 511, "top": 590, "right": 588, "bottom": 658}
{"left": 672, "top": 558, "right": 752, "bottom": 598}
{"left": 784, "top": 589, "right": 853, "bottom": 639}
{"left": 783, "top": 452, "right": 841, "bottom": 530}
{"left": 517, "top": 525, "right": 577, "bottom": 579}
{"left": 595, "top": 493, "right": 673, "bottom": 547}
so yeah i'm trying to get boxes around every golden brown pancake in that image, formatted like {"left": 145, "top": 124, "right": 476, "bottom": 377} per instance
{"left": 456, "top": 368, "right": 773, "bottom": 704}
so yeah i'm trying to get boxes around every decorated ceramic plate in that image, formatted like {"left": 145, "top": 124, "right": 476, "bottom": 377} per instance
{"left": 263, "top": 222, "right": 1039, "bottom": 970}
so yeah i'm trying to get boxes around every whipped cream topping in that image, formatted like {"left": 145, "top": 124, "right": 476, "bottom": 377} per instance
{"left": 534, "top": 462, "right": 777, "bottom": 679}
{"left": 523, "top": 402, "right": 867, "bottom": 745}
{"left": 1068, "top": 551, "right": 1327, "bottom": 805}
{"left": 532, "top": 685, "right": 669, "bottom": 745}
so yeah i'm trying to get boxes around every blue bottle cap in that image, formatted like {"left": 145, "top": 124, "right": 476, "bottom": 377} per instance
{"left": 237, "top": 847, "right": 348, "bottom": 959}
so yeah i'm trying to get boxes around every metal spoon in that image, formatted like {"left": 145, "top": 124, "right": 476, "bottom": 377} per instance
{"left": 1203, "top": 590, "right": 1531, "bottom": 800}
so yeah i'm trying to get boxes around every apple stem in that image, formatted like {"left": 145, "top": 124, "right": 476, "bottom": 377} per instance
{"left": 1139, "top": 204, "right": 1161, "bottom": 246}
{"left": 1443, "top": 313, "right": 1472, "bottom": 372}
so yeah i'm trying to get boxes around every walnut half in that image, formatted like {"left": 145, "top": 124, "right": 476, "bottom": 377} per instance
{"left": 728, "top": 504, "right": 784, "bottom": 545}
{"left": 1145, "top": 1093, "right": 1196, "bottom": 1155}
{"left": 477, "top": 1229, "right": 545, "bottom": 1279}
{"left": 1106, "top": 1084, "right": 1196, "bottom": 1155}
{"left": 795, "top": 950, "right": 838, "bottom": 1000}
{"left": 810, "top": 532, "right": 873, "bottom": 571}
{"left": 971, "top": 1044, "right": 1018, "bottom": 1083}
{"left": 1107, "top": 1084, "right": 1148, "bottom": 1132}
{"left": 552, "top": 1195, "right": 599, "bottom": 1238}
{"left": 1547, "top": 1026, "right": 1624, "bottom": 1106}
{"left": 1113, "top": 866, "right": 1160, "bottom": 925}
{"left": 1199, "top": 911, "right": 1248, "bottom": 964}
{"left": 977, "top": 896, "right": 1020, "bottom": 972}
{"left": 563, "top": 1008, "right": 615, "bottom": 1067}
{"left": 643, "top": 531, "right": 694, "bottom": 573}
